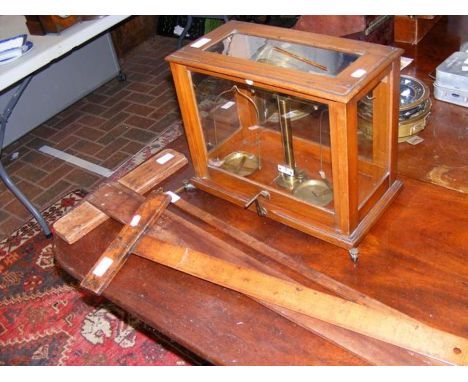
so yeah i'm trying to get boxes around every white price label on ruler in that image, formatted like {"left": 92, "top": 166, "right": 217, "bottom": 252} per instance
{"left": 278, "top": 164, "right": 295, "bottom": 176}
{"left": 156, "top": 153, "right": 174, "bottom": 164}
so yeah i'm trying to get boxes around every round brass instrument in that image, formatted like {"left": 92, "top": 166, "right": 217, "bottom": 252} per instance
{"left": 358, "top": 75, "right": 431, "bottom": 142}
{"left": 293, "top": 179, "right": 333, "bottom": 206}
{"left": 221, "top": 151, "right": 260, "bottom": 177}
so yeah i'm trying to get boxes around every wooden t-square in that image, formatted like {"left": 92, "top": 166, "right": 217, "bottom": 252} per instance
{"left": 80, "top": 190, "right": 170, "bottom": 295}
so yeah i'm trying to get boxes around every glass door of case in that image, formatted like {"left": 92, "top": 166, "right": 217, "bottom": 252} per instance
{"left": 191, "top": 72, "right": 335, "bottom": 213}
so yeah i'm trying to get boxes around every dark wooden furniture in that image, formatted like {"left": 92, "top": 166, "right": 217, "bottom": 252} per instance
{"left": 54, "top": 16, "right": 468, "bottom": 366}
{"left": 394, "top": 16, "right": 442, "bottom": 45}
{"left": 25, "top": 16, "right": 80, "bottom": 35}
{"left": 166, "top": 21, "right": 404, "bottom": 255}
{"left": 293, "top": 16, "right": 394, "bottom": 46}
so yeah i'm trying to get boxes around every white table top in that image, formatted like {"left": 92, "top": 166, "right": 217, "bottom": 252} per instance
{"left": 0, "top": 15, "right": 129, "bottom": 90}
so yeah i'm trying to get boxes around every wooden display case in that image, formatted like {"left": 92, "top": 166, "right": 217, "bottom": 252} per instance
{"left": 166, "top": 21, "right": 403, "bottom": 258}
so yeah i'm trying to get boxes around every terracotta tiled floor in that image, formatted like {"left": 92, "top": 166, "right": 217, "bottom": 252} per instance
{"left": 0, "top": 35, "right": 182, "bottom": 239}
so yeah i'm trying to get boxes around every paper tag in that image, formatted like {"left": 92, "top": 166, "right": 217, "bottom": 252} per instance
{"left": 405, "top": 135, "right": 424, "bottom": 145}
{"left": 278, "top": 164, "right": 295, "bottom": 176}
{"left": 245, "top": 79, "right": 254, "bottom": 86}
{"left": 156, "top": 153, "right": 174, "bottom": 165}
{"left": 173, "top": 25, "right": 185, "bottom": 37}
{"left": 130, "top": 214, "right": 141, "bottom": 227}
{"left": 190, "top": 38, "right": 211, "bottom": 48}
{"left": 221, "top": 101, "right": 235, "bottom": 109}
{"left": 165, "top": 191, "right": 180, "bottom": 204}
{"left": 400, "top": 57, "right": 414, "bottom": 71}
{"left": 351, "top": 69, "right": 367, "bottom": 78}
{"left": 93, "top": 257, "right": 113, "bottom": 277}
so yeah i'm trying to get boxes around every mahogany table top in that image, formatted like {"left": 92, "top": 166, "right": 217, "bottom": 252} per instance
{"left": 54, "top": 16, "right": 467, "bottom": 365}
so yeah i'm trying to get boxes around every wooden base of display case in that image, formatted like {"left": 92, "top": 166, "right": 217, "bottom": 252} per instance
{"left": 192, "top": 175, "right": 403, "bottom": 250}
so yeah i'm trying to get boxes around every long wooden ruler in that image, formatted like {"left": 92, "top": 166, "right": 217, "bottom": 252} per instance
{"left": 132, "top": 236, "right": 468, "bottom": 366}
{"left": 53, "top": 149, "right": 187, "bottom": 244}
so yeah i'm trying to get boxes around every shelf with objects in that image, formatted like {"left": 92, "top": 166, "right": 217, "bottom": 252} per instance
{"left": 166, "top": 21, "right": 404, "bottom": 258}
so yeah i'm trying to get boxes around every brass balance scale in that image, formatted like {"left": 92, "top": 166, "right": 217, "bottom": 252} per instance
{"left": 209, "top": 43, "right": 334, "bottom": 207}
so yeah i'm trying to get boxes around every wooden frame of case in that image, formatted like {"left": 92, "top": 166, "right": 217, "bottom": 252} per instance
{"left": 166, "top": 21, "right": 404, "bottom": 250}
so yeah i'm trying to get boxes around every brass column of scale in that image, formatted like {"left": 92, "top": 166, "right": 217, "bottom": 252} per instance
{"left": 275, "top": 96, "right": 308, "bottom": 189}
{"left": 275, "top": 96, "right": 333, "bottom": 207}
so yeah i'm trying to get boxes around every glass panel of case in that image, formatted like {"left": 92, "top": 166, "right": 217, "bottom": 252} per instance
{"left": 206, "top": 33, "right": 360, "bottom": 77}
{"left": 357, "top": 80, "right": 390, "bottom": 207}
{"left": 192, "top": 72, "right": 335, "bottom": 212}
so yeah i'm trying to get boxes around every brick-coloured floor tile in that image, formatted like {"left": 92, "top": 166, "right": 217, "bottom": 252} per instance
{"left": 0, "top": 216, "right": 25, "bottom": 238}
{"left": 15, "top": 164, "right": 48, "bottom": 183}
{"left": 15, "top": 180, "right": 44, "bottom": 201}
{"left": 18, "top": 151, "right": 53, "bottom": 168}
{"left": 123, "top": 127, "right": 156, "bottom": 143}
{"left": 150, "top": 113, "right": 179, "bottom": 133}
{"left": 100, "top": 109, "right": 130, "bottom": 127}
{"left": 80, "top": 102, "right": 108, "bottom": 115}
{"left": 121, "top": 140, "right": 145, "bottom": 155}
{"left": 65, "top": 168, "right": 102, "bottom": 189}
{"left": 128, "top": 63, "right": 155, "bottom": 74}
{"left": 31, "top": 125, "right": 58, "bottom": 140}
{"left": 98, "top": 124, "right": 129, "bottom": 145}
{"left": 125, "top": 115, "right": 155, "bottom": 129}
{"left": 38, "top": 163, "right": 75, "bottom": 188}
{"left": 103, "top": 89, "right": 132, "bottom": 107}
{"left": 54, "top": 135, "right": 80, "bottom": 151}
{"left": 95, "top": 137, "right": 131, "bottom": 160}
{"left": 0, "top": 190, "right": 16, "bottom": 207}
{"left": 126, "top": 82, "right": 154, "bottom": 93}
{"left": 85, "top": 93, "right": 109, "bottom": 104}
{"left": 52, "top": 111, "right": 82, "bottom": 130}
{"left": 4, "top": 158, "right": 27, "bottom": 173}
{"left": 125, "top": 103, "right": 154, "bottom": 116}
{"left": 101, "top": 151, "right": 130, "bottom": 170}
{"left": 149, "top": 82, "right": 171, "bottom": 97}
{"left": 26, "top": 137, "right": 53, "bottom": 151}
{"left": 77, "top": 114, "right": 107, "bottom": 128}
{"left": 125, "top": 92, "right": 154, "bottom": 105}
{"left": 74, "top": 126, "right": 106, "bottom": 141}
{"left": 33, "top": 180, "right": 74, "bottom": 207}
{"left": 71, "top": 139, "right": 105, "bottom": 157}
{"left": 47, "top": 122, "right": 83, "bottom": 143}
{"left": 4, "top": 198, "right": 32, "bottom": 220}
{"left": 0, "top": 209, "right": 10, "bottom": 222}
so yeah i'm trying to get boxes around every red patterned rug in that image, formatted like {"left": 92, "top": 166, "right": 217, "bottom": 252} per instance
{"left": 0, "top": 123, "right": 198, "bottom": 366}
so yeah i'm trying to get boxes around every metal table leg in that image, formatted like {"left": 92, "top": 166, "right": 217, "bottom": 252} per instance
{"left": 0, "top": 76, "right": 51, "bottom": 237}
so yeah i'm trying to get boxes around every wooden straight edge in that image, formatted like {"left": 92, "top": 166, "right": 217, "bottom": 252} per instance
{"left": 133, "top": 237, "right": 468, "bottom": 366}
{"left": 80, "top": 191, "right": 170, "bottom": 295}
{"left": 154, "top": 210, "right": 443, "bottom": 365}
{"left": 172, "top": 198, "right": 409, "bottom": 319}
{"left": 53, "top": 149, "right": 187, "bottom": 244}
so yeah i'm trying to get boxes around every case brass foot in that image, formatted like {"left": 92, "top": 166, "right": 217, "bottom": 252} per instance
{"left": 349, "top": 248, "right": 359, "bottom": 264}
